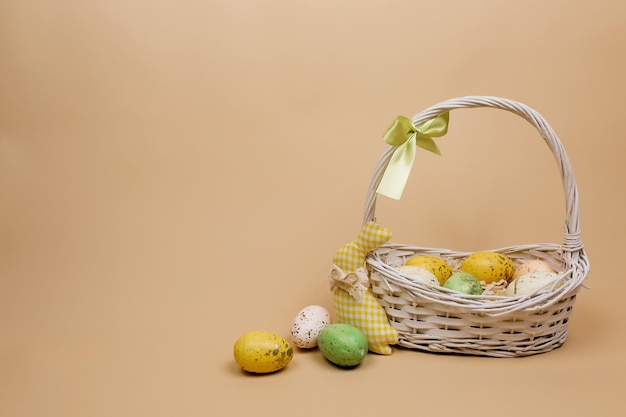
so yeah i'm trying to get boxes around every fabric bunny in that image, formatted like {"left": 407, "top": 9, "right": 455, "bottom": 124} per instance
{"left": 329, "top": 221, "right": 399, "bottom": 355}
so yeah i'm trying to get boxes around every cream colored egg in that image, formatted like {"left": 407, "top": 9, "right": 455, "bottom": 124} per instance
{"left": 395, "top": 265, "right": 440, "bottom": 286}
{"left": 513, "top": 259, "right": 556, "bottom": 279}
{"left": 290, "top": 305, "right": 331, "bottom": 349}
{"left": 506, "top": 271, "right": 560, "bottom": 296}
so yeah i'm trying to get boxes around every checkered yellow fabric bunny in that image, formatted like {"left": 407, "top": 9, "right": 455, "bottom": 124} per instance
{"left": 329, "top": 221, "right": 399, "bottom": 355}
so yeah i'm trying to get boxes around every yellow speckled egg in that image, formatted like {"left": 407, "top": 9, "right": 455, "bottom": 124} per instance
{"left": 233, "top": 331, "right": 293, "bottom": 373}
{"left": 461, "top": 251, "right": 514, "bottom": 284}
{"left": 513, "top": 259, "right": 556, "bottom": 279}
{"left": 405, "top": 255, "right": 453, "bottom": 285}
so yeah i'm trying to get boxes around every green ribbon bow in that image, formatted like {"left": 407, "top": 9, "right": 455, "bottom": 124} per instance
{"left": 376, "top": 112, "right": 450, "bottom": 200}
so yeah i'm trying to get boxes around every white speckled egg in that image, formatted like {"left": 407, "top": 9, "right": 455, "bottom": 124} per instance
{"left": 395, "top": 265, "right": 440, "bottom": 286}
{"left": 506, "top": 271, "right": 561, "bottom": 296}
{"left": 290, "top": 305, "right": 331, "bottom": 349}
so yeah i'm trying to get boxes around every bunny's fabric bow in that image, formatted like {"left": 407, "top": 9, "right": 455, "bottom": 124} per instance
{"left": 329, "top": 221, "right": 398, "bottom": 355}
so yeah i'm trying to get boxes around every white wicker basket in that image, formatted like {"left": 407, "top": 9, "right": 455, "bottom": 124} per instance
{"left": 363, "top": 96, "right": 590, "bottom": 357}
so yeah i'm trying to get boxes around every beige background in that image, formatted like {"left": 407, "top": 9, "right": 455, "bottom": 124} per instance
{"left": 1, "top": 1, "right": 625, "bottom": 416}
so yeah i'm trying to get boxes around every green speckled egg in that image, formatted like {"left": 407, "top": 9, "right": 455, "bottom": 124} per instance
{"left": 443, "top": 272, "right": 483, "bottom": 295}
{"left": 317, "top": 323, "right": 368, "bottom": 367}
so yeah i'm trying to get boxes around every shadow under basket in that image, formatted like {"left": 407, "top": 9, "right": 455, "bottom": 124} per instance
{"left": 362, "top": 97, "right": 590, "bottom": 357}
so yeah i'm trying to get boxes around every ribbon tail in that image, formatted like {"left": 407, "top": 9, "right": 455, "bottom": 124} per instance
{"left": 415, "top": 135, "right": 441, "bottom": 155}
{"left": 376, "top": 135, "right": 416, "bottom": 200}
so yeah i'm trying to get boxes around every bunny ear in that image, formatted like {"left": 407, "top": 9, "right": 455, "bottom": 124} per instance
{"left": 332, "top": 242, "right": 365, "bottom": 273}
{"left": 357, "top": 221, "right": 392, "bottom": 252}
{"left": 332, "top": 222, "right": 393, "bottom": 272}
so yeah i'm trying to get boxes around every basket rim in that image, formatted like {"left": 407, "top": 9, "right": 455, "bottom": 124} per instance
{"left": 366, "top": 241, "right": 589, "bottom": 316}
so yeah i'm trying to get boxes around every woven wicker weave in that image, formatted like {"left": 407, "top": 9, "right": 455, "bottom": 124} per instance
{"left": 363, "top": 96, "right": 590, "bottom": 357}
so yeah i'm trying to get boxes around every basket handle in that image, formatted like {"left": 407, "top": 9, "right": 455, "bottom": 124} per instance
{"left": 362, "top": 96, "right": 583, "bottom": 253}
